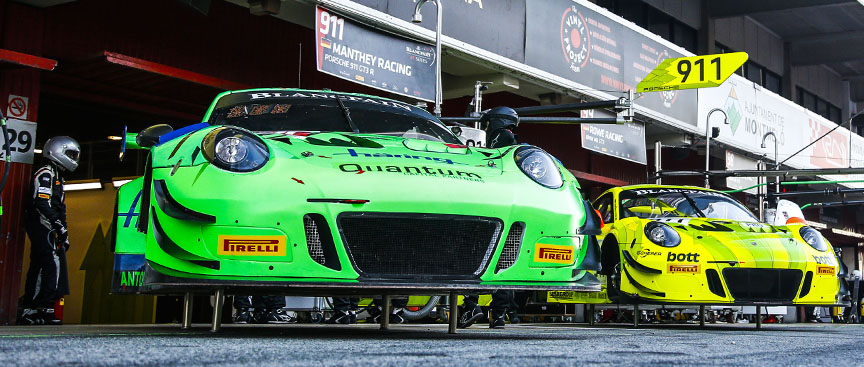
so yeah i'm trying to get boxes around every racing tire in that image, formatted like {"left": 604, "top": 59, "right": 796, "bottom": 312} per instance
{"left": 600, "top": 236, "right": 622, "bottom": 302}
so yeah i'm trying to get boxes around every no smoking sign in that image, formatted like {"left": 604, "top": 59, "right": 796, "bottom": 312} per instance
{"left": 7, "top": 94, "right": 29, "bottom": 120}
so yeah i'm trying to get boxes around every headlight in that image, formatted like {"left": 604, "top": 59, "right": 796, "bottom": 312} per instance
{"left": 202, "top": 127, "right": 269, "bottom": 172}
{"left": 799, "top": 226, "right": 828, "bottom": 252}
{"left": 644, "top": 222, "right": 681, "bottom": 247}
{"left": 513, "top": 146, "right": 563, "bottom": 189}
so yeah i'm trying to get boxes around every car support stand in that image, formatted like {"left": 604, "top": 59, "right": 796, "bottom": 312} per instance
{"left": 755, "top": 306, "right": 762, "bottom": 329}
{"left": 633, "top": 303, "right": 639, "bottom": 328}
{"left": 211, "top": 289, "right": 224, "bottom": 333}
{"left": 588, "top": 304, "right": 595, "bottom": 326}
{"left": 380, "top": 294, "right": 391, "bottom": 330}
{"left": 448, "top": 292, "right": 458, "bottom": 334}
{"left": 182, "top": 292, "right": 194, "bottom": 329}
{"left": 699, "top": 305, "right": 705, "bottom": 327}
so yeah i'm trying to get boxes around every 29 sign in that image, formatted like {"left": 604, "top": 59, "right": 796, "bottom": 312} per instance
{"left": 637, "top": 52, "right": 748, "bottom": 93}
{"left": 0, "top": 119, "right": 37, "bottom": 164}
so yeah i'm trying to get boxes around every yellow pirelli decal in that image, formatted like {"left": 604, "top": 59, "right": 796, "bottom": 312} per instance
{"left": 817, "top": 266, "right": 836, "bottom": 276}
{"left": 217, "top": 235, "right": 286, "bottom": 256}
{"left": 668, "top": 264, "right": 699, "bottom": 274}
{"left": 533, "top": 244, "right": 574, "bottom": 264}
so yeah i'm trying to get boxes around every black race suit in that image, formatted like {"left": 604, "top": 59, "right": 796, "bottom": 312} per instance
{"left": 22, "top": 163, "right": 70, "bottom": 309}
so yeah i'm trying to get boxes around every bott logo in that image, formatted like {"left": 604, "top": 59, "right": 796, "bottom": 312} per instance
{"left": 667, "top": 252, "right": 700, "bottom": 262}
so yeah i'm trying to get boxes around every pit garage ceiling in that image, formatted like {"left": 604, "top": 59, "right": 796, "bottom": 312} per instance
{"left": 709, "top": 0, "right": 864, "bottom": 101}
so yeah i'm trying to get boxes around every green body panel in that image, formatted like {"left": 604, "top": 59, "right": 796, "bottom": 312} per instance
{"left": 115, "top": 177, "right": 146, "bottom": 254}
{"left": 114, "top": 88, "right": 600, "bottom": 293}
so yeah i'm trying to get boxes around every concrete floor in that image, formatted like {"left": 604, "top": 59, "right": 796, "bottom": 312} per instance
{"left": 0, "top": 323, "right": 861, "bottom": 366}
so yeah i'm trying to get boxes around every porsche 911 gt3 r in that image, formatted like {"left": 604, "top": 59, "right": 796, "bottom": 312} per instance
{"left": 111, "top": 88, "right": 602, "bottom": 296}
{"left": 586, "top": 185, "right": 845, "bottom": 305}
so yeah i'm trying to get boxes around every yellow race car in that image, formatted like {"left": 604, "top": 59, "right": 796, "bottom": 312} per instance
{"left": 586, "top": 185, "right": 847, "bottom": 306}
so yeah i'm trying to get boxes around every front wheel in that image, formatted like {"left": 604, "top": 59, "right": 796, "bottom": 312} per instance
{"left": 600, "top": 237, "right": 622, "bottom": 301}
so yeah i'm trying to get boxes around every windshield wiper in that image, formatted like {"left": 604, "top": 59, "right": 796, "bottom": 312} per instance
{"left": 679, "top": 192, "right": 707, "bottom": 218}
{"left": 334, "top": 96, "right": 360, "bottom": 133}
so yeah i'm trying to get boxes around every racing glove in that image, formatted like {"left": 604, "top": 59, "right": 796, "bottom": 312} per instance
{"left": 54, "top": 220, "right": 70, "bottom": 252}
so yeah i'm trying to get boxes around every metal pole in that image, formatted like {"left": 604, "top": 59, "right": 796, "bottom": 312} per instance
{"left": 654, "top": 141, "right": 662, "bottom": 185}
{"left": 211, "top": 289, "right": 224, "bottom": 333}
{"left": 699, "top": 305, "right": 705, "bottom": 327}
{"left": 761, "top": 132, "right": 779, "bottom": 194}
{"left": 704, "top": 108, "right": 728, "bottom": 189}
{"left": 633, "top": 303, "right": 639, "bottom": 328}
{"left": 380, "top": 295, "right": 391, "bottom": 330}
{"left": 433, "top": 0, "right": 442, "bottom": 117}
{"left": 448, "top": 292, "right": 458, "bottom": 334}
{"left": 755, "top": 306, "right": 762, "bottom": 329}
{"left": 588, "top": 304, "right": 595, "bottom": 326}
{"left": 181, "top": 292, "right": 194, "bottom": 329}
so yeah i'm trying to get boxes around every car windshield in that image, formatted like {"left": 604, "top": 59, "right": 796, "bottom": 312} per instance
{"left": 619, "top": 188, "right": 759, "bottom": 222}
{"left": 208, "top": 91, "right": 461, "bottom": 144}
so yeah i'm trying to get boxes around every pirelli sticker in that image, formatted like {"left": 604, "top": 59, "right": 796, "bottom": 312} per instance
{"left": 534, "top": 244, "right": 574, "bottom": 264}
{"left": 217, "top": 235, "right": 286, "bottom": 256}
{"left": 668, "top": 264, "right": 699, "bottom": 274}
{"left": 817, "top": 266, "right": 836, "bottom": 276}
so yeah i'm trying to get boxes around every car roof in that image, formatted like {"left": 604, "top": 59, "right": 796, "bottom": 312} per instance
{"left": 597, "top": 184, "right": 722, "bottom": 200}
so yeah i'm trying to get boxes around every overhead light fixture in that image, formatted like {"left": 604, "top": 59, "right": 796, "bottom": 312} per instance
{"left": 64, "top": 181, "right": 103, "bottom": 191}
{"left": 113, "top": 179, "right": 132, "bottom": 188}
{"left": 107, "top": 136, "right": 123, "bottom": 141}
{"left": 34, "top": 149, "right": 42, "bottom": 154}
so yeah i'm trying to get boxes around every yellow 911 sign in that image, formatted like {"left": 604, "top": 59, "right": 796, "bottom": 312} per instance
{"left": 637, "top": 52, "right": 748, "bottom": 93}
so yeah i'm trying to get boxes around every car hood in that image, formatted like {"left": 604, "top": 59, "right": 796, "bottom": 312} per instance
{"left": 648, "top": 217, "right": 812, "bottom": 268}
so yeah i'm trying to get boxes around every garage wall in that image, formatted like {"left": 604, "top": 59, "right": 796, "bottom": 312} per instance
{"left": 714, "top": 16, "right": 784, "bottom": 75}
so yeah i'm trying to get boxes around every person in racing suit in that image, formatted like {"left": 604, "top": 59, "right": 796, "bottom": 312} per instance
{"left": 458, "top": 107, "right": 521, "bottom": 329}
{"left": 480, "top": 106, "right": 519, "bottom": 148}
{"left": 326, "top": 297, "right": 409, "bottom": 324}
{"left": 20, "top": 136, "right": 80, "bottom": 325}
{"left": 232, "top": 295, "right": 296, "bottom": 324}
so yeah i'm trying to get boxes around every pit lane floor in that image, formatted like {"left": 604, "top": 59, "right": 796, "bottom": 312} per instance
{"left": 0, "top": 323, "right": 861, "bottom": 366}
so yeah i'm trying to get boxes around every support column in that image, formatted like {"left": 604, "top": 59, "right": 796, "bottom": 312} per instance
{"left": 211, "top": 289, "right": 224, "bottom": 333}
{"left": 755, "top": 306, "right": 762, "bottom": 329}
{"left": 699, "top": 305, "right": 705, "bottom": 327}
{"left": 633, "top": 304, "right": 639, "bottom": 328}
{"left": 380, "top": 294, "right": 391, "bottom": 330}
{"left": 448, "top": 292, "right": 458, "bottom": 334}
{"left": 698, "top": 0, "right": 716, "bottom": 56}
{"left": 588, "top": 304, "right": 595, "bottom": 326}
{"left": 181, "top": 292, "right": 194, "bottom": 329}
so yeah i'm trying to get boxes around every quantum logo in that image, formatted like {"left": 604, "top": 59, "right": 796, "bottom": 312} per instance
{"left": 218, "top": 235, "right": 286, "bottom": 256}
{"left": 560, "top": 5, "right": 590, "bottom": 73}
{"left": 534, "top": 244, "right": 574, "bottom": 264}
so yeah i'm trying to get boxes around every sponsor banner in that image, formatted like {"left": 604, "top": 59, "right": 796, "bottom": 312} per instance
{"left": 217, "top": 235, "right": 287, "bottom": 256}
{"left": 698, "top": 74, "right": 864, "bottom": 188}
{"left": 667, "top": 264, "right": 699, "bottom": 274}
{"left": 525, "top": 0, "right": 697, "bottom": 125}
{"left": 817, "top": 266, "right": 836, "bottom": 276}
{"left": 111, "top": 254, "right": 146, "bottom": 294}
{"left": 725, "top": 150, "right": 758, "bottom": 194}
{"left": 580, "top": 108, "right": 646, "bottom": 164}
{"left": 546, "top": 289, "right": 610, "bottom": 303}
{"left": 352, "top": 0, "right": 527, "bottom": 62}
{"left": 1, "top": 119, "right": 37, "bottom": 164}
{"left": 315, "top": 6, "right": 435, "bottom": 101}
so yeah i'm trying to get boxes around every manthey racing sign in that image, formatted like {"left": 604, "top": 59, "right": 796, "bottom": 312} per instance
{"left": 315, "top": 6, "right": 435, "bottom": 101}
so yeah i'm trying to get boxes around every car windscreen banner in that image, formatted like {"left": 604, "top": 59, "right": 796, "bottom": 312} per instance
{"left": 524, "top": 0, "right": 697, "bottom": 125}
{"left": 315, "top": 6, "right": 435, "bottom": 102}
{"left": 579, "top": 108, "right": 646, "bottom": 164}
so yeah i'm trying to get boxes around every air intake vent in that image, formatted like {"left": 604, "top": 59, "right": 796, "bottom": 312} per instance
{"left": 496, "top": 222, "right": 525, "bottom": 273}
{"left": 303, "top": 214, "right": 341, "bottom": 271}
{"left": 799, "top": 271, "right": 813, "bottom": 298}
{"left": 706, "top": 269, "right": 725, "bottom": 298}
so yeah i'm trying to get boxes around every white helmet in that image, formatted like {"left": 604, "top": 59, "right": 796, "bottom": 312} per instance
{"left": 43, "top": 136, "right": 81, "bottom": 172}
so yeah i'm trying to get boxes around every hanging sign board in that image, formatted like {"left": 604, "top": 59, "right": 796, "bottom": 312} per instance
{"left": 580, "top": 108, "right": 646, "bottom": 164}
{"left": 315, "top": 6, "right": 436, "bottom": 102}
{"left": 1, "top": 119, "right": 37, "bottom": 164}
{"left": 637, "top": 52, "right": 748, "bottom": 93}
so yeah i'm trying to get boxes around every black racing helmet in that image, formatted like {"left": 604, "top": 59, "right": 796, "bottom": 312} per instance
{"left": 479, "top": 106, "right": 519, "bottom": 130}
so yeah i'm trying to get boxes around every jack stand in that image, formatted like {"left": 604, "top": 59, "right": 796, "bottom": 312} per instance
{"left": 588, "top": 304, "right": 595, "bottom": 326}
{"left": 633, "top": 303, "right": 639, "bottom": 328}
{"left": 181, "top": 292, "right": 193, "bottom": 329}
{"left": 448, "top": 292, "right": 458, "bottom": 334}
{"left": 699, "top": 305, "right": 705, "bottom": 327}
{"left": 380, "top": 295, "right": 391, "bottom": 330}
{"left": 755, "top": 306, "right": 762, "bottom": 329}
{"left": 211, "top": 289, "right": 224, "bottom": 333}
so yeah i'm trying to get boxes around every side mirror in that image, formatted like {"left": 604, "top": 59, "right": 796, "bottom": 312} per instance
{"left": 450, "top": 126, "right": 462, "bottom": 136}
{"left": 136, "top": 124, "right": 174, "bottom": 148}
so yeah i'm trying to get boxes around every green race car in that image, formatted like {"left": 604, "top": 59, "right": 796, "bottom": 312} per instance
{"left": 111, "top": 89, "right": 602, "bottom": 296}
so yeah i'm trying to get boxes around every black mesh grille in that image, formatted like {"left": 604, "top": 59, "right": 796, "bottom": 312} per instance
{"left": 495, "top": 222, "right": 525, "bottom": 273}
{"left": 304, "top": 215, "right": 326, "bottom": 265}
{"left": 722, "top": 268, "right": 803, "bottom": 302}
{"left": 338, "top": 212, "right": 503, "bottom": 279}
